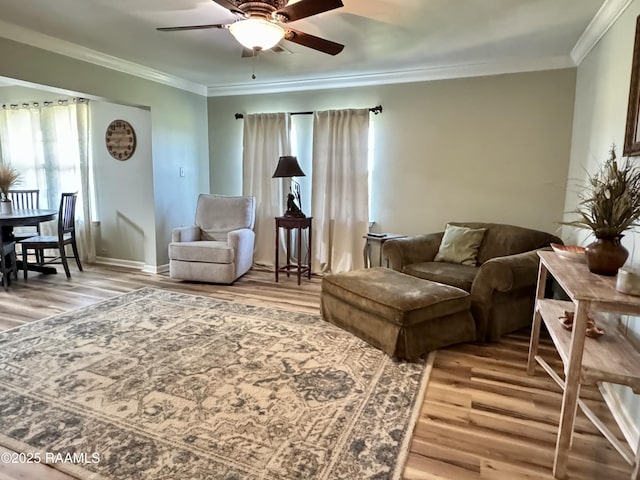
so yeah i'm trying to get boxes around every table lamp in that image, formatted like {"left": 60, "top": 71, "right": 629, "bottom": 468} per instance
{"left": 272, "top": 155, "right": 306, "bottom": 218}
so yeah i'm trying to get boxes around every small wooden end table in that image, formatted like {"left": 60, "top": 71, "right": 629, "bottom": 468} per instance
{"left": 363, "top": 233, "right": 407, "bottom": 267}
{"left": 275, "top": 216, "right": 312, "bottom": 285}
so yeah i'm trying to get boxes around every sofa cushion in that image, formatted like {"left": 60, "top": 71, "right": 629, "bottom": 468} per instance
{"left": 169, "top": 241, "right": 234, "bottom": 264}
{"left": 434, "top": 224, "right": 487, "bottom": 266}
{"left": 403, "top": 261, "right": 479, "bottom": 292}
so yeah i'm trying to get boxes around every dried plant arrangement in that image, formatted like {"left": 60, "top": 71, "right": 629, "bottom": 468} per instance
{"left": 562, "top": 145, "right": 640, "bottom": 275}
{"left": 563, "top": 146, "right": 640, "bottom": 239}
{"left": 0, "top": 163, "right": 20, "bottom": 201}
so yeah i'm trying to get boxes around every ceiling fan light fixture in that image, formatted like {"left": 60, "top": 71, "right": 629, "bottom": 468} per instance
{"left": 229, "top": 18, "right": 285, "bottom": 51}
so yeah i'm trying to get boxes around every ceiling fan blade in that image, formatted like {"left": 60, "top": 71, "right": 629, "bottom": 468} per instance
{"left": 211, "top": 0, "right": 247, "bottom": 17}
{"left": 157, "top": 24, "right": 227, "bottom": 32}
{"left": 284, "top": 28, "right": 344, "bottom": 56}
{"left": 276, "top": 0, "right": 344, "bottom": 22}
{"left": 241, "top": 47, "right": 256, "bottom": 58}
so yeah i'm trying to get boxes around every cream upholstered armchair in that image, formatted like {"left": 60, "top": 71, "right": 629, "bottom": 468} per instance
{"left": 169, "top": 194, "right": 256, "bottom": 284}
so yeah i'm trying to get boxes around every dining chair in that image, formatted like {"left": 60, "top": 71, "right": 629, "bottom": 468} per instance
{"left": 7, "top": 189, "right": 41, "bottom": 241}
{"left": 1, "top": 240, "right": 18, "bottom": 290}
{"left": 7, "top": 189, "right": 39, "bottom": 210}
{"left": 21, "top": 192, "right": 82, "bottom": 279}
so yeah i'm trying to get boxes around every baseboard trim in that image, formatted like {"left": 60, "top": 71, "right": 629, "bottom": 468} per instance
{"left": 94, "top": 257, "right": 169, "bottom": 274}
{"left": 142, "top": 263, "right": 169, "bottom": 274}
{"left": 94, "top": 256, "right": 145, "bottom": 270}
{"left": 599, "top": 382, "right": 639, "bottom": 452}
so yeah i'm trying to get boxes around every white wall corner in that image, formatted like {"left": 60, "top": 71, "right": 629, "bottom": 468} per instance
{"left": 600, "top": 382, "right": 640, "bottom": 452}
{"left": 571, "top": 0, "right": 634, "bottom": 65}
{"left": 142, "top": 263, "right": 169, "bottom": 274}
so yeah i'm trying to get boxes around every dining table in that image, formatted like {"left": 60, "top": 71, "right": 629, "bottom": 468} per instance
{"left": 0, "top": 208, "right": 59, "bottom": 281}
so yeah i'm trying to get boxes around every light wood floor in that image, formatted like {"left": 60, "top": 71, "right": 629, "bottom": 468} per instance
{"left": 0, "top": 264, "right": 633, "bottom": 479}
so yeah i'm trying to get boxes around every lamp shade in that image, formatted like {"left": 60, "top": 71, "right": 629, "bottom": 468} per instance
{"left": 272, "top": 156, "right": 305, "bottom": 178}
{"left": 229, "top": 18, "right": 285, "bottom": 51}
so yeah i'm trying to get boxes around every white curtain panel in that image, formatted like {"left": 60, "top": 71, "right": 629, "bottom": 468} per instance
{"left": 242, "top": 113, "right": 291, "bottom": 266}
{"left": 0, "top": 101, "right": 95, "bottom": 262}
{"left": 312, "top": 109, "right": 370, "bottom": 274}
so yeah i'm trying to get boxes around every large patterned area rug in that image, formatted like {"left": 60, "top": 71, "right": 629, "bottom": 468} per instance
{"left": 0, "top": 287, "right": 432, "bottom": 480}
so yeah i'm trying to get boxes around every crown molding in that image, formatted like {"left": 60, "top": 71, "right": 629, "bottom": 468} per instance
{"left": 206, "top": 55, "right": 575, "bottom": 97}
{"left": 0, "top": 20, "right": 207, "bottom": 96}
{"left": 571, "top": 0, "right": 633, "bottom": 65}
{"left": 0, "top": 13, "right": 598, "bottom": 100}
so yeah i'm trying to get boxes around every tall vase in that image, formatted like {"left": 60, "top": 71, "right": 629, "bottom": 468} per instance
{"left": 585, "top": 236, "right": 628, "bottom": 276}
{"left": 0, "top": 200, "right": 12, "bottom": 215}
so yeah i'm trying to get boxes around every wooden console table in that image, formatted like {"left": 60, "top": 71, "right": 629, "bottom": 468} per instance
{"left": 275, "top": 216, "right": 312, "bottom": 285}
{"left": 527, "top": 251, "right": 640, "bottom": 479}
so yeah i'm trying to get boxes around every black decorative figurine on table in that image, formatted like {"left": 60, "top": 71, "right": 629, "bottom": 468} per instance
{"left": 273, "top": 155, "right": 306, "bottom": 218}
{"left": 286, "top": 193, "right": 304, "bottom": 217}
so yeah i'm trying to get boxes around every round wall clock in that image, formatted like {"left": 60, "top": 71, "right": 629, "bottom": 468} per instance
{"left": 105, "top": 119, "right": 136, "bottom": 161}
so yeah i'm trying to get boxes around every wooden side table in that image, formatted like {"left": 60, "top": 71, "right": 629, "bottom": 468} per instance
{"left": 363, "top": 233, "right": 407, "bottom": 268}
{"left": 275, "top": 216, "right": 312, "bottom": 285}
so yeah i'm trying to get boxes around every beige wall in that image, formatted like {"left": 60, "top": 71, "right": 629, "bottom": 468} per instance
{"left": 208, "top": 68, "right": 576, "bottom": 238}
{"left": 565, "top": 0, "right": 640, "bottom": 437}
{"left": 0, "top": 37, "right": 210, "bottom": 268}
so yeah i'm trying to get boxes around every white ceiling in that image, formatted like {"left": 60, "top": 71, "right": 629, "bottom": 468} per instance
{"left": 0, "top": 0, "right": 611, "bottom": 95}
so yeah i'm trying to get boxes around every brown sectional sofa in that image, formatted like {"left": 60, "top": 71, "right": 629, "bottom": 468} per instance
{"left": 382, "top": 222, "right": 562, "bottom": 341}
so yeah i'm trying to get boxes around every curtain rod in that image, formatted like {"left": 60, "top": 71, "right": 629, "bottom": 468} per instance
{"left": 2, "top": 97, "right": 89, "bottom": 110}
{"left": 234, "top": 105, "right": 382, "bottom": 120}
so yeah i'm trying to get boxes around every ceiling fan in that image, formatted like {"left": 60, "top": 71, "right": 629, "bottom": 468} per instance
{"left": 157, "top": 0, "right": 345, "bottom": 56}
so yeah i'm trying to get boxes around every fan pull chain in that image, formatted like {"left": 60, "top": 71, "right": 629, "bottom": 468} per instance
{"left": 251, "top": 48, "right": 259, "bottom": 80}
{"left": 252, "top": 53, "right": 256, "bottom": 80}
